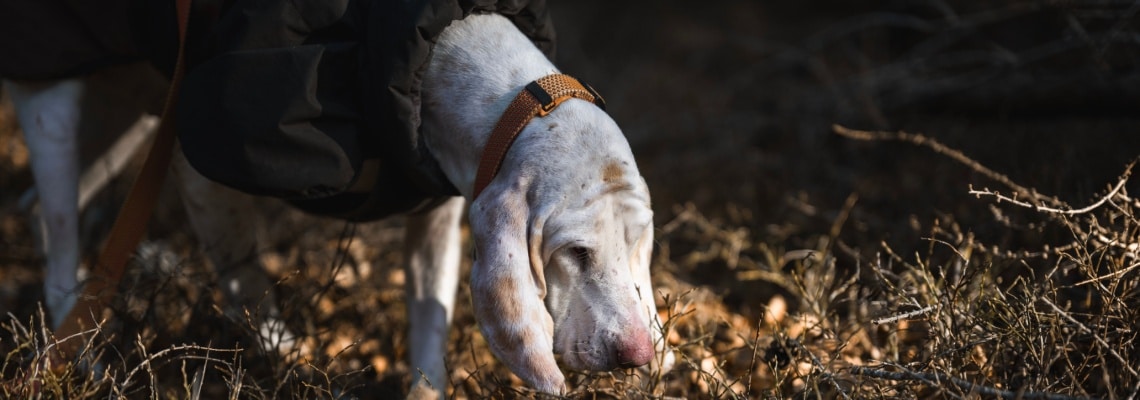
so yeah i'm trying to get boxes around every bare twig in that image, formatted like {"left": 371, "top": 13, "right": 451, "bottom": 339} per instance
{"left": 1093, "top": 233, "right": 1140, "bottom": 260}
{"left": 871, "top": 305, "right": 938, "bottom": 325}
{"left": 1039, "top": 297, "right": 1139, "bottom": 379}
{"left": 1073, "top": 261, "right": 1140, "bottom": 287}
{"left": 833, "top": 125, "right": 1061, "bottom": 207}
{"left": 923, "top": 237, "right": 967, "bottom": 262}
{"left": 121, "top": 344, "right": 240, "bottom": 391}
{"left": 967, "top": 163, "right": 1132, "bottom": 216}
{"left": 851, "top": 365, "right": 1094, "bottom": 400}
{"left": 786, "top": 339, "right": 850, "bottom": 400}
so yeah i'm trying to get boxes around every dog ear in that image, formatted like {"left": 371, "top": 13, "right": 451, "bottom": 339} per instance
{"left": 632, "top": 222, "right": 675, "bottom": 372}
{"left": 469, "top": 190, "right": 565, "bottom": 393}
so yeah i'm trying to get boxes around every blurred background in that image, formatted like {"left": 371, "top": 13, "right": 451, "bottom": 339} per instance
{"left": 551, "top": 0, "right": 1139, "bottom": 239}
{"left": 1, "top": 0, "right": 1139, "bottom": 397}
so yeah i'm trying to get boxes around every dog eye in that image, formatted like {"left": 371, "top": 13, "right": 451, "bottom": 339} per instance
{"left": 569, "top": 246, "right": 592, "bottom": 267}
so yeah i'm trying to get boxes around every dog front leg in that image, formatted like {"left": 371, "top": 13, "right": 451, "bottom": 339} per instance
{"left": 171, "top": 151, "right": 292, "bottom": 350}
{"left": 404, "top": 196, "right": 465, "bottom": 399}
{"left": 6, "top": 79, "right": 84, "bottom": 329}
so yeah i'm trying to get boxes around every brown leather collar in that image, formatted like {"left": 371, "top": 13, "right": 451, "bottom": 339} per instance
{"left": 472, "top": 74, "right": 606, "bottom": 199}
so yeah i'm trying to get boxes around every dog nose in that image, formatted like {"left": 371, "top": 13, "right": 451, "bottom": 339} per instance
{"left": 615, "top": 327, "right": 655, "bottom": 368}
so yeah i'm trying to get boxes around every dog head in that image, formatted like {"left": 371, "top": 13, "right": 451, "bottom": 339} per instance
{"left": 468, "top": 101, "right": 673, "bottom": 392}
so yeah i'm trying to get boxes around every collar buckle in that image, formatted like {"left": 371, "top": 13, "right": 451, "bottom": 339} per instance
{"left": 474, "top": 74, "right": 608, "bottom": 198}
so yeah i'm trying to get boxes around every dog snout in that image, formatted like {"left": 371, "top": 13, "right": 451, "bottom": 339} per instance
{"left": 614, "top": 325, "right": 654, "bottom": 368}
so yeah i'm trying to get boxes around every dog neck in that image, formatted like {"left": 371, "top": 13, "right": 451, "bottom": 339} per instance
{"left": 422, "top": 13, "right": 640, "bottom": 203}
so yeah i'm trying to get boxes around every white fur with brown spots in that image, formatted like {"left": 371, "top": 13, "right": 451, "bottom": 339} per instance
{"left": 4, "top": 12, "right": 673, "bottom": 398}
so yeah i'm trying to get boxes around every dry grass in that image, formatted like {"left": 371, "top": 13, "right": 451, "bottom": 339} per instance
{"left": 2, "top": 125, "right": 1138, "bottom": 399}
{"left": 3, "top": 0, "right": 1140, "bottom": 398}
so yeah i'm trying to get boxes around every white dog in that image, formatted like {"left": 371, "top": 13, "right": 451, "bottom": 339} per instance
{"left": 5, "top": 11, "right": 672, "bottom": 396}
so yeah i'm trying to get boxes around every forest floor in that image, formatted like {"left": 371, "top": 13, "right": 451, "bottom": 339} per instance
{"left": 2, "top": 1, "right": 1139, "bottom": 398}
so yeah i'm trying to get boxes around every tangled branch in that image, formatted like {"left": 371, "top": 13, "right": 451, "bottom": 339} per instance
{"left": 852, "top": 365, "right": 1093, "bottom": 400}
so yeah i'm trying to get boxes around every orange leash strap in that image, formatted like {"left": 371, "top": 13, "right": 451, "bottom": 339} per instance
{"left": 51, "top": 0, "right": 193, "bottom": 362}
{"left": 472, "top": 74, "right": 605, "bottom": 199}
